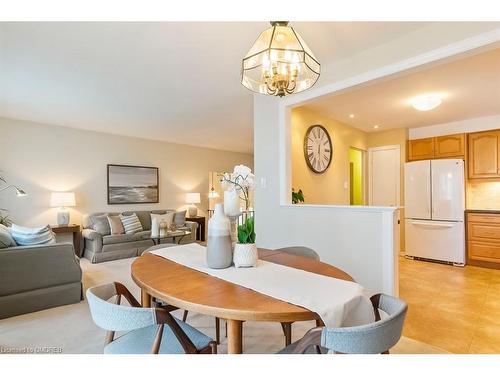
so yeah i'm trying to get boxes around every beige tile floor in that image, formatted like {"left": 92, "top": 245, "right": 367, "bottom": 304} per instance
{"left": 399, "top": 256, "right": 500, "bottom": 353}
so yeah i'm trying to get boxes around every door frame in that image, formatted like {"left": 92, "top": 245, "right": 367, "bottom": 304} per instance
{"left": 368, "top": 145, "right": 401, "bottom": 207}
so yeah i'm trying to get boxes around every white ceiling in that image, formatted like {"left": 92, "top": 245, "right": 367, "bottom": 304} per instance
{"left": 0, "top": 22, "right": 434, "bottom": 153}
{"left": 301, "top": 46, "right": 500, "bottom": 132}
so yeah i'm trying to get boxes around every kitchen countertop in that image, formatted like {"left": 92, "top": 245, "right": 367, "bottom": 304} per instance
{"left": 466, "top": 209, "right": 500, "bottom": 214}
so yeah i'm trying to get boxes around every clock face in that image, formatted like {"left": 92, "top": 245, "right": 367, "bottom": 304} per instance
{"left": 304, "top": 125, "right": 332, "bottom": 173}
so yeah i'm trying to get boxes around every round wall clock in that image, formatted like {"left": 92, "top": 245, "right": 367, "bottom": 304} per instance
{"left": 303, "top": 125, "right": 332, "bottom": 173}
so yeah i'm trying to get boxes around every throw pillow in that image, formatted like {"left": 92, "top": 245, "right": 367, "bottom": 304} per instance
{"left": 120, "top": 213, "right": 143, "bottom": 234}
{"left": 174, "top": 210, "right": 187, "bottom": 227}
{"left": 151, "top": 212, "right": 174, "bottom": 231}
{"left": 10, "top": 224, "right": 56, "bottom": 246}
{"left": 107, "top": 215, "right": 125, "bottom": 235}
{"left": 0, "top": 224, "right": 16, "bottom": 248}
{"left": 92, "top": 215, "right": 111, "bottom": 235}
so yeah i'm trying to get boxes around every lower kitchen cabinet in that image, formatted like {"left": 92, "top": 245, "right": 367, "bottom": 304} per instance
{"left": 467, "top": 211, "right": 500, "bottom": 269}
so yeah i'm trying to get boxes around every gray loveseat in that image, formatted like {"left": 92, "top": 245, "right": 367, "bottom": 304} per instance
{"left": 82, "top": 210, "right": 198, "bottom": 263}
{"left": 0, "top": 242, "right": 83, "bottom": 319}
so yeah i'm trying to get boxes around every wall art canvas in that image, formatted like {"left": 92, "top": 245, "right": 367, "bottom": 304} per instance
{"left": 107, "top": 164, "right": 159, "bottom": 204}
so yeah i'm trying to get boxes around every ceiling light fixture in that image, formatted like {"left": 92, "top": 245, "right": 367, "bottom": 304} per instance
{"left": 241, "top": 21, "right": 321, "bottom": 97}
{"left": 349, "top": 114, "right": 355, "bottom": 118}
{"left": 373, "top": 125, "right": 380, "bottom": 129}
{"left": 411, "top": 94, "right": 443, "bottom": 112}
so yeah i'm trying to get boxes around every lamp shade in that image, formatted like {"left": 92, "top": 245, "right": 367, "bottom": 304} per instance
{"left": 50, "top": 192, "right": 76, "bottom": 207}
{"left": 185, "top": 193, "right": 201, "bottom": 204}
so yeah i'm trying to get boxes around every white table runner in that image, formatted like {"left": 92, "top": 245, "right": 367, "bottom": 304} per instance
{"left": 151, "top": 243, "right": 375, "bottom": 328}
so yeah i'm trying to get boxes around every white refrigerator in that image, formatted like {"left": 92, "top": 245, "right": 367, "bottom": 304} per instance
{"left": 404, "top": 159, "right": 465, "bottom": 265}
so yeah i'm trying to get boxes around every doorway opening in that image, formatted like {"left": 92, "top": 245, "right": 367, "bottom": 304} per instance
{"left": 349, "top": 147, "right": 365, "bottom": 205}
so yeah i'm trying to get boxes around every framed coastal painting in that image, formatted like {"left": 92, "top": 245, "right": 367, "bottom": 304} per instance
{"left": 107, "top": 164, "right": 159, "bottom": 204}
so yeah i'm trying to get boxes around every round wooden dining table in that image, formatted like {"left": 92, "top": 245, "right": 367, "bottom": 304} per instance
{"left": 131, "top": 248, "right": 354, "bottom": 354}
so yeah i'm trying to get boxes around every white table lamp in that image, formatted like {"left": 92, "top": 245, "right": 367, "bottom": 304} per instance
{"left": 50, "top": 192, "right": 76, "bottom": 225}
{"left": 185, "top": 192, "right": 201, "bottom": 217}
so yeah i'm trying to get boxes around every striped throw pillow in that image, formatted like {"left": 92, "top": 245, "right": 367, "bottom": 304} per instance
{"left": 10, "top": 224, "right": 56, "bottom": 246}
{"left": 119, "top": 213, "right": 143, "bottom": 234}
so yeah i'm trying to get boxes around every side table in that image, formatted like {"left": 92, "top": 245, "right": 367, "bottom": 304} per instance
{"left": 185, "top": 216, "right": 206, "bottom": 242}
{"left": 51, "top": 224, "right": 82, "bottom": 257}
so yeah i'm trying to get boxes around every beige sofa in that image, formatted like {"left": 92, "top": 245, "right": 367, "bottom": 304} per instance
{"left": 82, "top": 210, "right": 198, "bottom": 263}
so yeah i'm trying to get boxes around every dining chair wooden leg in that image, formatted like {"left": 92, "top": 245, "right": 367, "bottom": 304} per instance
{"left": 182, "top": 310, "right": 189, "bottom": 322}
{"left": 210, "top": 341, "right": 218, "bottom": 354}
{"left": 215, "top": 317, "right": 220, "bottom": 344}
{"left": 281, "top": 322, "right": 292, "bottom": 346}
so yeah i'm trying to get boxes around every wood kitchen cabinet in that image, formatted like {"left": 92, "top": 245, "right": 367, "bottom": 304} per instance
{"left": 434, "top": 133, "right": 465, "bottom": 158}
{"left": 407, "top": 137, "right": 435, "bottom": 161}
{"left": 468, "top": 130, "right": 500, "bottom": 179}
{"left": 407, "top": 133, "right": 465, "bottom": 161}
{"left": 467, "top": 212, "right": 500, "bottom": 269}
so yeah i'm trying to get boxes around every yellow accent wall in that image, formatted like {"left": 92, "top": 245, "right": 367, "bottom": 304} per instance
{"left": 349, "top": 148, "right": 364, "bottom": 205}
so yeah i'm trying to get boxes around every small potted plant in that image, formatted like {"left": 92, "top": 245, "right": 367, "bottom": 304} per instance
{"left": 233, "top": 216, "right": 257, "bottom": 268}
{"left": 292, "top": 188, "right": 305, "bottom": 204}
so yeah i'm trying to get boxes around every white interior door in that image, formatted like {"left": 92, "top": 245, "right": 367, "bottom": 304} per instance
{"left": 405, "top": 160, "right": 431, "bottom": 219}
{"left": 368, "top": 145, "right": 400, "bottom": 207}
{"left": 431, "top": 159, "right": 465, "bottom": 221}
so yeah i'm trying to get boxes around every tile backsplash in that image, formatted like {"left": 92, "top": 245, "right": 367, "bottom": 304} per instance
{"left": 467, "top": 180, "right": 500, "bottom": 209}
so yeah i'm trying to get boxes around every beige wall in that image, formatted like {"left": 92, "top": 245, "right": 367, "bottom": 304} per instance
{"left": 0, "top": 117, "right": 253, "bottom": 228}
{"left": 366, "top": 128, "right": 408, "bottom": 252}
{"left": 291, "top": 107, "right": 368, "bottom": 205}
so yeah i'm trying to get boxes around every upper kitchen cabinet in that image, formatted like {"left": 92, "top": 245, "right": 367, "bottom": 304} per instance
{"left": 434, "top": 134, "right": 465, "bottom": 159}
{"left": 407, "top": 137, "right": 435, "bottom": 161}
{"left": 407, "top": 133, "right": 465, "bottom": 161}
{"left": 468, "top": 130, "right": 500, "bottom": 179}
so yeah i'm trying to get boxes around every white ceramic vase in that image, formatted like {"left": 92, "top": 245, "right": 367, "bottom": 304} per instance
{"left": 233, "top": 243, "right": 258, "bottom": 268}
{"left": 206, "top": 204, "right": 232, "bottom": 269}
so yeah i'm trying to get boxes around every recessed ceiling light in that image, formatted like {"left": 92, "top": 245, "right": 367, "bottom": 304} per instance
{"left": 411, "top": 94, "right": 443, "bottom": 111}
{"left": 349, "top": 114, "right": 355, "bottom": 118}
{"left": 373, "top": 125, "right": 380, "bottom": 129}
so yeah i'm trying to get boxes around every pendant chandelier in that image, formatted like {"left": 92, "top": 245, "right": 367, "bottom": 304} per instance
{"left": 241, "top": 21, "right": 320, "bottom": 97}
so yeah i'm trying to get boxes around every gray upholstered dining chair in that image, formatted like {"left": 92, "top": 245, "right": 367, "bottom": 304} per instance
{"left": 278, "top": 293, "right": 408, "bottom": 354}
{"left": 87, "top": 282, "right": 217, "bottom": 354}
{"left": 275, "top": 246, "right": 320, "bottom": 261}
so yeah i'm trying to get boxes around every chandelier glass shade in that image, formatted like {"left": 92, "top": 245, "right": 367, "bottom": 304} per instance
{"left": 241, "top": 21, "right": 320, "bottom": 97}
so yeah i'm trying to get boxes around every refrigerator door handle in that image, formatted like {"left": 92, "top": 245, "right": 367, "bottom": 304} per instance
{"left": 411, "top": 220, "right": 454, "bottom": 228}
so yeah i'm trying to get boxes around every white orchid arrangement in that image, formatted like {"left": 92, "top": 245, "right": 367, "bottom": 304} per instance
{"left": 220, "top": 165, "right": 255, "bottom": 211}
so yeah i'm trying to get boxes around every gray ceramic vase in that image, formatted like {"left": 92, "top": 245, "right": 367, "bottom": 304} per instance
{"left": 206, "top": 203, "right": 232, "bottom": 269}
